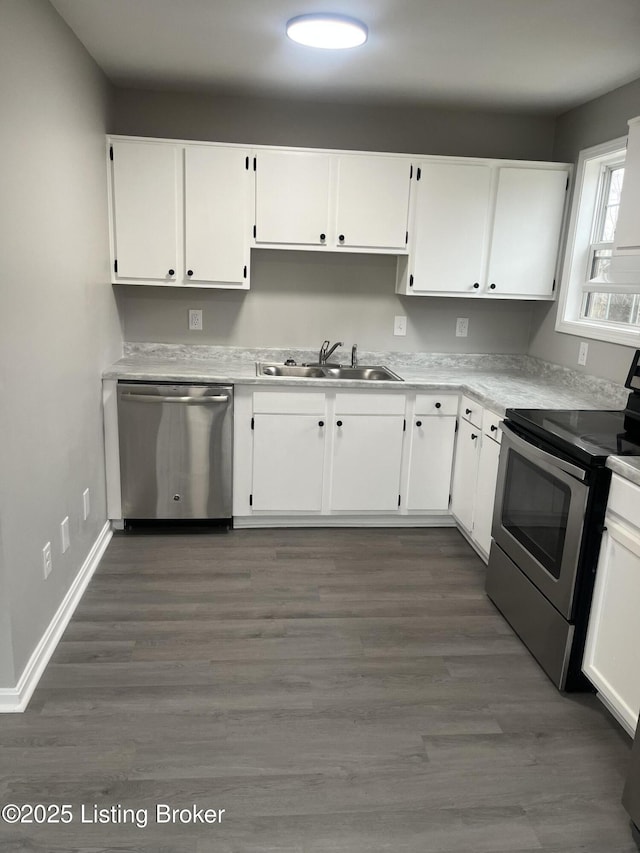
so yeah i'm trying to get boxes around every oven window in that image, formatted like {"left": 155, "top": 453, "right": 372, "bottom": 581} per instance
{"left": 502, "top": 453, "right": 571, "bottom": 579}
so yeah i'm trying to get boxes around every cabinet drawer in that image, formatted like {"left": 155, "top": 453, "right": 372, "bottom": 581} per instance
{"left": 482, "top": 410, "right": 502, "bottom": 443}
{"left": 253, "top": 391, "right": 326, "bottom": 414}
{"left": 415, "top": 394, "right": 458, "bottom": 416}
{"left": 460, "top": 395, "right": 482, "bottom": 428}
{"left": 607, "top": 474, "right": 640, "bottom": 528}
{"left": 335, "top": 392, "right": 406, "bottom": 415}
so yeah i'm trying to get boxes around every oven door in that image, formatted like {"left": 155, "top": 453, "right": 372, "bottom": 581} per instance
{"left": 492, "top": 422, "right": 590, "bottom": 620}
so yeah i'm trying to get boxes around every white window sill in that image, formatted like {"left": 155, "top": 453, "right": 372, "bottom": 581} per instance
{"left": 555, "top": 316, "right": 640, "bottom": 347}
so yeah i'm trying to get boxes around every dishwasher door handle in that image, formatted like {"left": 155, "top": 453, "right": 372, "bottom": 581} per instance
{"left": 120, "top": 393, "right": 230, "bottom": 404}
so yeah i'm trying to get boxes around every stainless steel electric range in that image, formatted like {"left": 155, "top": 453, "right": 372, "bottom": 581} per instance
{"left": 486, "top": 350, "right": 640, "bottom": 691}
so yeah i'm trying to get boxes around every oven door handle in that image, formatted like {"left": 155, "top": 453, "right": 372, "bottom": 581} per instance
{"left": 501, "top": 422, "right": 587, "bottom": 483}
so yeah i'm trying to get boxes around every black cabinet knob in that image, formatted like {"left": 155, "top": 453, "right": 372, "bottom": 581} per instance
{"left": 320, "top": 233, "right": 326, "bottom": 241}
{"left": 489, "top": 283, "right": 496, "bottom": 290}
{"left": 337, "top": 420, "right": 343, "bottom": 427}
{"left": 471, "top": 433, "right": 478, "bottom": 440}
{"left": 416, "top": 420, "right": 422, "bottom": 427}
{"left": 318, "top": 420, "right": 324, "bottom": 427}
{"left": 338, "top": 234, "right": 345, "bottom": 242}
{"left": 187, "top": 269, "right": 194, "bottom": 277}
{"left": 473, "top": 282, "right": 480, "bottom": 289}
{"left": 490, "top": 424, "right": 497, "bottom": 432}
{"left": 435, "top": 402, "right": 441, "bottom": 409}
{"left": 168, "top": 268, "right": 175, "bottom": 276}
{"left": 465, "top": 408, "right": 472, "bottom": 415}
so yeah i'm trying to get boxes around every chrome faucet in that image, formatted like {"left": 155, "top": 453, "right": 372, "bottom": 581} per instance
{"left": 351, "top": 344, "right": 358, "bottom": 368}
{"left": 319, "top": 340, "right": 343, "bottom": 364}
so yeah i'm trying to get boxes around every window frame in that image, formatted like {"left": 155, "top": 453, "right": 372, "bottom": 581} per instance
{"left": 555, "top": 135, "right": 640, "bottom": 346}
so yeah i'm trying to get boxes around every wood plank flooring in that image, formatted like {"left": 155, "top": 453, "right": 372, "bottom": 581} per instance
{"left": 0, "top": 527, "right": 636, "bottom": 852}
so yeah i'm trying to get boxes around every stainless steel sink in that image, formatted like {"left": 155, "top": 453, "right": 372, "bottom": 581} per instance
{"left": 322, "top": 365, "right": 403, "bottom": 381}
{"left": 256, "top": 363, "right": 403, "bottom": 381}
{"left": 258, "top": 364, "right": 326, "bottom": 377}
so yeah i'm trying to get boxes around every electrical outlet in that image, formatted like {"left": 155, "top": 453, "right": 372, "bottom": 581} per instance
{"left": 188, "top": 309, "right": 203, "bottom": 331}
{"left": 61, "top": 516, "right": 70, "bottom": 553}
{"left": 456, "top": 318, "right": 469, "bottom": 337}
{"left": 393, "top": 315, "right": 407, "bottom": 336}
{"left": 83, "top": 488, "right": 90, "bottom": 521}
{"left": 42, "top": 542, "right": 52, "bottom": 579}
{"left": 578, "top": 341, "right": 588, "bottom": 366}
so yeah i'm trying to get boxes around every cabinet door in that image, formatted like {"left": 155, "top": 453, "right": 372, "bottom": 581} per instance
{"left": 330, "top": 415, "right": 404, "bottom": 511}
{"left": 252, "top": 414, "right": 326, "bottom": 511}
{"left": 487, "top": 167, "right": 568, "bottom": 297}
{"left": 614, "top": 117, "right": 640, "bottom": 254}
{"left": 111, "top": 140, "right": 178, "bottom": 282}
{"left": 254, "top": 150, "right": 331, "bottom": 246}
{"left": 184, "top": 146, "right": 250, "bottom": 286}
{"left": 335, "top": 155, "right": 411, "bottom": 250}
{"left": 583, "top": 520, "right": 640, "bottom": 734}
{"left": 450, "top": 417, "right": 481, "bottom": 532}
{"left": 411, "top": 162, "right": 491, "bottom": 293}
{"left": 472, "top": 435, "right": 501, "bottom": 556}
{"left": 405, "top": 416, "right": 456, "bottom": 511}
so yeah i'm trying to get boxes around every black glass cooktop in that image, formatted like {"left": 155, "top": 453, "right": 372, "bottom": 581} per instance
{"left": 506, "top": 408, "right": 640, "bottom": 466}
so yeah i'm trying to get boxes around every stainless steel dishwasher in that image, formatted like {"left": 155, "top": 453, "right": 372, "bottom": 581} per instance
{"left": 117, "top": 382, "right": 233, "bottom": 521}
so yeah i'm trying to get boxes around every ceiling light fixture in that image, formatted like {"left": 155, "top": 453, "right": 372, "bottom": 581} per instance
{"left": 286, "top": 13, "right": 368, "bottom": 50}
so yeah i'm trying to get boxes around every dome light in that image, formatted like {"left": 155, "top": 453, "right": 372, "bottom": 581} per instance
{"left": 286, "top": 13, "right": 368, "bottom": 50}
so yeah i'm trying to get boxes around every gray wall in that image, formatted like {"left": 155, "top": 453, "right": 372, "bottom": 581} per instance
{"left": 0, "top": 0, "right": 122, "bottom": 688}
{"left": 113, "top": 87, "right": 556, "bottom": 353}
{"left": 528, "top": 77, "right": 640, "bottom": 384}
{"left": 118, "top": 250, "right": 533, "bottom": 354}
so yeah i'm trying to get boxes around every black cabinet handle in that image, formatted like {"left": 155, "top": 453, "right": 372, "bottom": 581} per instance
{"left": 473, "top": 282, "right": 480, "bottom": 289}
{"left": 416, "top": 420, "right": 422, "bottom": 427}
{"left": 489, "top": 283, "right": 496, "bottom": 290}
{"left": 318, "top": 420, "right": 324, "bottom": 427}
{"left": 320, "top": 233, "right": 326, "bottom": 241}
{"left": 471, "top": 433, "right": 478, "bottom": 440}
{"left": 435, "top": 402, "right": 441, "bottom": 409}
{"left": 168, "top": 268, "right": 175, "bottom": 276}
{"left": 465, "top": 408, "right": 472, "bottom": 415}
{"left": 187, "top": 269, "right": 194, "bottom": 277}
{"left": 490, "top": 424, "right": 497, "bottom": 432}
{"left": 336, "top": 420, "right": 343, "bottom": 427}
{"left": 338, "top": 234, "right": 345, "bottom": 243}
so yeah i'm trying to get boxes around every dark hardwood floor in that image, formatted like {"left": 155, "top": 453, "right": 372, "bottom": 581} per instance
{"left": 0, "top": 527, "right": 635, "bottom": 852}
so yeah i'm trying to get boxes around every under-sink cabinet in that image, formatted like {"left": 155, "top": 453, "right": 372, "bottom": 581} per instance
{"left": 396, "top": 159, "right": 570, "bottom": 300}
{"left": 583, "top": 473, "right": 640, "bottom": 735}
{"left": 233, "top": 386, "right": 458, "bottom": 526}
{"left": 253, "top": 149, "right": 412, "bottom": 252}
{"left": 108, "top": 137, "right": 252, "bottom": 289}
{"left": 450, "top": 396, "right": 502, "bottom": 560}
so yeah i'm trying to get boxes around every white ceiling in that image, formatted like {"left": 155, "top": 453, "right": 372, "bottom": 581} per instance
{"left": 50, "top": 0, "right": 640, "bottom": 113}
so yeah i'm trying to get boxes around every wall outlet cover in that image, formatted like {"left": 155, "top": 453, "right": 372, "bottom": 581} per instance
{"left": 188, "top": 309, "right": 203, "bottom": 331}
{"left": 456, "top": 318, "right": 469, "bottom": 337}
{"left": 83, "top": 488, "right": 90, "bottom": 521}
{"left": 42, "top": 542, "right": 52, "bottom": 579}
{"left": 578, "top": 341, "right": 588, "bottom": 366}
{"left": 393, "top": 315, "right": 407, "bottom": 336}
{"left": 61, "top": 516, "right": 70, "bottom": 553}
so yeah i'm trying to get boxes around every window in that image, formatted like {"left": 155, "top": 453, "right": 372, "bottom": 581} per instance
{"left": 556, "top": 136, "right": 640, "bottom": 346}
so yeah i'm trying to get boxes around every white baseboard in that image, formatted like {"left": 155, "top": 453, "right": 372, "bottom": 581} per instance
{"left": 0, "top": 522, "right": 113, "bottom": 713}
{"left": 233, "top": 514, "right": 457, "bottom": 529}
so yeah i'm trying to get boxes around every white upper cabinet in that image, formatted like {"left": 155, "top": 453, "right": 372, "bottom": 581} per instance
{"left": 408, "top": 162, "right": 492, "bottom": 294}
{"left": 184, "top": 145, "right": 251, "bottom": 286}
{"left": 253, "top": 149, "right": 411, "bottom": 254}
{"left": 614, "top": 116, "right": 640, "bottom": 255}
{"left": 109, "top": 136, "right": 252, "bottom": 288}
{"left": 110, "top": 139, "right": 179, "bottom": 283}
{"left": 254, "top": 149, "right": 332, "bottom": 247}
{"left": 335, "top": 155, "right": 412, "bottom": 250}
{"left": 487, "top": 167, "right": 568, "bottom": 297}
{"left": 398, "top": 159, "right": 569, "bottom": 300}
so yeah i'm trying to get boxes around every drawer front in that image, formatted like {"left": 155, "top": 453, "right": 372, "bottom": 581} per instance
{"left": 415, "top": 394, "right": 458, "bottom": 416}
{"left": 335, "top": 392, "right": 406, "bottom": 415}
{"left": 482, "top": 409, "right": 502, "bottom": 443}
{"left": 460, "top": 395, "right": 482, "bottom": 428}
{"left": 608, "top": 473, "right": 640, "bottom": 529}
{"left": 253, "top": 391, "right": 326, "bottom": 414}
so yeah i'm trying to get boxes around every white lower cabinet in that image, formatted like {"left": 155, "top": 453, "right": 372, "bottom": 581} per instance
{"left": 232, "top": 386, "right": 459, "bottom": 524}
{"left": 450, "top": 397, "right": 502, "bottom": 560}
{"left": 583, "top": 473, "right": 640, "bottom": 735}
